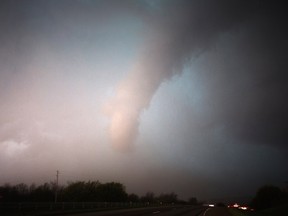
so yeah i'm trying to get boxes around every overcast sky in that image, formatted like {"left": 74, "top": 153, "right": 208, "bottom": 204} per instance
{"left": 0, "top": 0, "right": 287, "bottom": 201}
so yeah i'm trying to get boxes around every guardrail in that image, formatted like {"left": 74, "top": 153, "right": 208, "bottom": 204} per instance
{"left": 0, "top": 201, "right": 170, "bottom": 215}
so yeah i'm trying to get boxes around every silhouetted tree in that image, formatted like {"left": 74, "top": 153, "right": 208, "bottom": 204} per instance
{"left": 15, "top": 183, "right": 29, "bottom": 202}
{"left": 0, "top": 184, "right": 18, "bottom": 202}
{"left": 30, "top": 183, "right": 54, "bottom": 202}
{"left": 63, "top": 181, "right": 91, "bottom": 201}
{"left": 158, "top": 193, "right": 178, "bottom": 204}
{"left": 97, "top": 182, "right": 128, "bottom": 202}
{"left": 188, "top": 197, "right": 198, "bottom": 205}
{"left": 141, "top": 192, "right": 155, "bottom": 203}
{"left": 61, "top": 181, "right": 128, "bottom": 202}
{"left": 128, "top": 193, "right": 140, "bottom": 202}
{"left": 250, "top": 185, "right": 286, "bottom": 210}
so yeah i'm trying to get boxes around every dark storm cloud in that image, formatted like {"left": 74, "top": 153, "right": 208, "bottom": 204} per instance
{"left": 109, "top": 0, "right": 288, "bottom": 150}
{"left": 161, "top": 0, "right": 288, "bottom": 149}
{"left": 108, "top": 0, "right": 259, "bottom": 149}
{"left": 2, "top": 0, "right": 286, "bottom": 151}
{"left": 189, "top": 0, "right": 288, "bottom": 149}
{"left": 170, "top": 0, "right": 287, "bottom": 150}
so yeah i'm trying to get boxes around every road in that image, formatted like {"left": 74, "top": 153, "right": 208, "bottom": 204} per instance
{"left": 56, "top": 206, "right": 232, "bottom": 216}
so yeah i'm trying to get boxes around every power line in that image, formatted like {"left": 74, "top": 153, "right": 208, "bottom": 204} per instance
{"left": 55, "top": 170, "right": 59, "bottom": 203}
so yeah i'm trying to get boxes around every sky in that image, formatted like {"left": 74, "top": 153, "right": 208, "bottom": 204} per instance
{"left": 0, "top": 0, "right": 287, "bottom": 201}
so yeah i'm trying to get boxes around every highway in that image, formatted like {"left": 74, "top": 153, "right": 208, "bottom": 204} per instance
{"left": 58, "top": 206, "right": 231, "bottom": 216}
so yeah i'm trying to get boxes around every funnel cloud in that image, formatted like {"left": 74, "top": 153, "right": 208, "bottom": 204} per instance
{"left": 109, "top": 0, "right": 258, "bottom": 150}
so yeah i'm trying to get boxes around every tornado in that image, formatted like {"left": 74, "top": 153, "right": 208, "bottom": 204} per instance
{"left": 108, "top": 0, "right": 256, "bottom": 150}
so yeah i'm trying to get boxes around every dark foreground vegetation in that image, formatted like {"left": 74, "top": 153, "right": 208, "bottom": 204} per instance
{"left": 0, "top": 181, "right": 198, "bottom": 215}
{"left": 249, "top": 185, "right": 288, "bottom": 210}
{"left": 0, "top": 181, "right": 193, "bottom": 204}
{"left": 229, "top": 185, "right": 288, "bottom": 216}
{"left": 1, "top": 181, "right": 287, "bottom": 216}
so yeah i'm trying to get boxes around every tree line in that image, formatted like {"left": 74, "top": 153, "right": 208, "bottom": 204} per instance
{"left": 250, "top": 184, "right": 288, "bottom": 210}
{"left": 0, "top": 181, "right": 196, "bottom": 204}
{"left": 2, "top": 180, "right": 286, "bottom": 210}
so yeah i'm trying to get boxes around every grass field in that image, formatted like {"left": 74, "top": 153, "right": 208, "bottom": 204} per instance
{"left": 229, "top": 205, "right": 288, "bottom": 216}
{"left": 229, "top": 208, "right": 251, "bottom": 216}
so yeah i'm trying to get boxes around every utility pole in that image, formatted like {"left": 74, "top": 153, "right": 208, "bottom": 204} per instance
{"left": 55, "top": 170, "right": 59, "bottom": 203}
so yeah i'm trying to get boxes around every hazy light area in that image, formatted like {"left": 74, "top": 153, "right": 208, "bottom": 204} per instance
{"left": 0, "top": 0, "right": 287, "bottom": 201}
